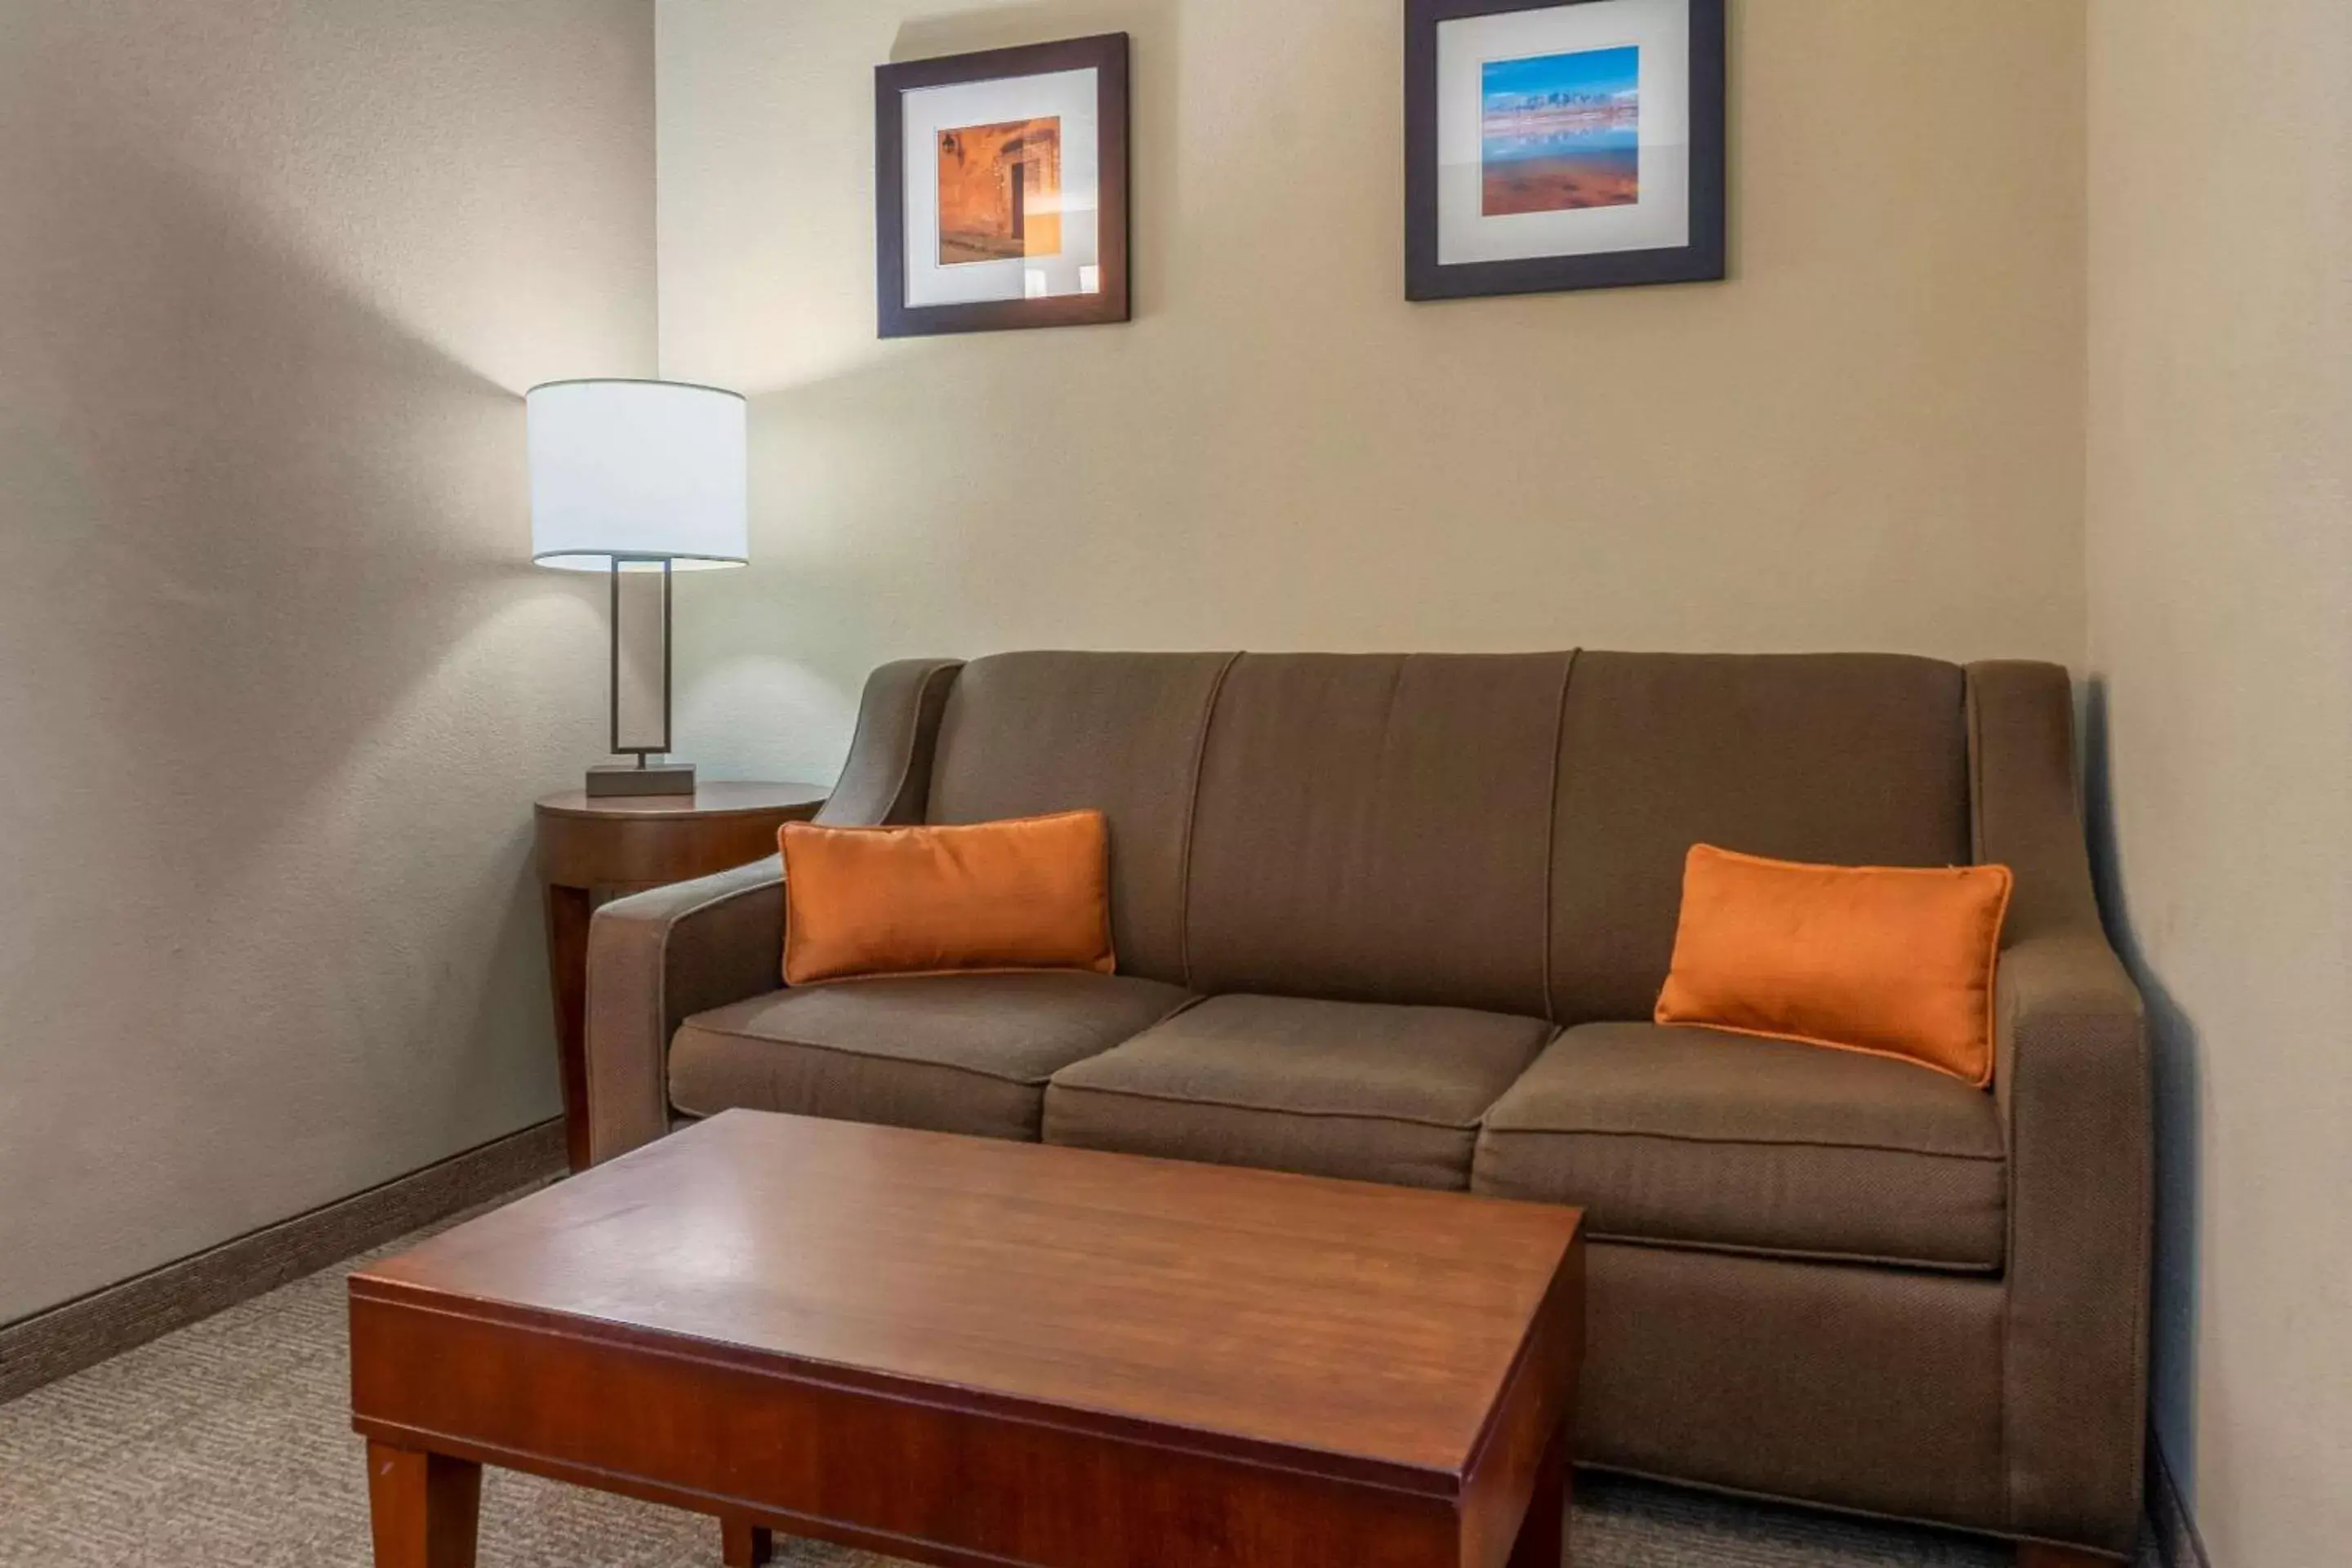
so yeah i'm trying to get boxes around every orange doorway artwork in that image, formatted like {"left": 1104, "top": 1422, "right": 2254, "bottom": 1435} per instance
{"left": 937, "top": 117, "right": 1062, "bottom": 265}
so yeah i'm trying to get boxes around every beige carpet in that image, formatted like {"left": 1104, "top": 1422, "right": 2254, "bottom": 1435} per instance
{"left": 0, "top": 1203, "right": 2156, "bottom": 1568}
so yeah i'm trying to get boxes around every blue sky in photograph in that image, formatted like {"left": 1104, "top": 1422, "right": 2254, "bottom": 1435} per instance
{"left": 1481, "top": 44, "right": 1640, "bottom": 106}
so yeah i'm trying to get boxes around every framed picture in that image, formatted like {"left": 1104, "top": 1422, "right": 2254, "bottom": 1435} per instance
{"left": 1405, "top": 0, "right": 1726, "bottom": 300}
{"left": 875, "top": 33, "right": 1131, "bottom": 337}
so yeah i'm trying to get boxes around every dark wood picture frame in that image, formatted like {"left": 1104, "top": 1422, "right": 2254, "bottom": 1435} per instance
{"left": 875, "top": 33, "right": 1131, "bottom": 338}
{"left": 1405, "top": 0, "right": 1726, "bottom": 301}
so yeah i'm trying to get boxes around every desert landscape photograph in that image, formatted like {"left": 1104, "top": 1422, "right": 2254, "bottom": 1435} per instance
{"left": 1480, "top": 44, "right": 1641, "bottom": 216}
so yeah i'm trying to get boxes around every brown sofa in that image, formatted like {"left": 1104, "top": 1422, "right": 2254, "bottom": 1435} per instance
{"left": 583, "top": 650, "right": 2151, "bottom": 1561}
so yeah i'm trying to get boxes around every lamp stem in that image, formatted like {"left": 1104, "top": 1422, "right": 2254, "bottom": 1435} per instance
{"left": 607, "top": 555, "right": 676, "bottom": 762}
{"left": 608, "top": 557, "right": 621, "bottom": 758}
{"left": 662, "top": 555, "right": 675, "bottom": 758}
{"left": 583, "top": 555, "right": 693, "bottom": 798}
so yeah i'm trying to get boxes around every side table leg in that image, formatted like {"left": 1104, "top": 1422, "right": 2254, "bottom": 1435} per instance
{"left": 1508, "top": 1422, "right": 1570, "bottom": 1568}
{"left": 542, "top": 881, "right": 595, "bottom": 1172}
{"left": 722, "top": 1517, "right": 773, "bottom": 1566}
{"left": 367, "top": 1441, "right": 480, "bottom": 1568}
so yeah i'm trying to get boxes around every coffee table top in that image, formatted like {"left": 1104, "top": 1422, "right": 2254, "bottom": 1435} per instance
{"left": 354, "top": 1111, "right": 1582, "bottom": 1490}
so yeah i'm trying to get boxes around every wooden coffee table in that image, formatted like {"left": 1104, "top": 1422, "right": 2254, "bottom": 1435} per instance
{"left": 350, "top": 1110, "right": 1585, "bottom": 1568}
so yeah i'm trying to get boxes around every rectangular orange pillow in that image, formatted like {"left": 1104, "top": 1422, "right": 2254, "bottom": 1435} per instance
{"left": 780, "top": 810, "right": 1116, "bottom": 986}
{"left": 1654, "top": 844, "right": 2013, "bottom": 1086}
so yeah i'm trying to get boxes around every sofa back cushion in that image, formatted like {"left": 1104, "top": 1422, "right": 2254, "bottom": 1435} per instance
{"left": 921, "top": 648, "right": 1978, "bottom": 1021}
{"left": 925, "top": 651, "right": 1234, "bottom": 985}
{"left": 1183, "top": 653, "right": 1571, "bottom": 1015}
{"left": 1548, "top": 653, "right": 1971, "bottom": 1023}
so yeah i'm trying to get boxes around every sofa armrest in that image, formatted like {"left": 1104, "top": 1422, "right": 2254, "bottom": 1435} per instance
{"left": 584, "top": 856, "right": 786, "bottom": 1165}
{"left": 1993, "top": 929, "right": 2152, "bottom": 1554}
{"left": 581, "top": 657, "right": 964, "bottom": 1165}
{"left": 1965, "top": 661, "right": 2153, "bottom": 1552}
{"left": 814, "top": 657, "right": 964, "bottom": 826}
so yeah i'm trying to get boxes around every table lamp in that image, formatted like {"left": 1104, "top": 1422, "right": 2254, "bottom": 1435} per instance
{"left": 527, "top": 378, "right": 748, "bottom": 796}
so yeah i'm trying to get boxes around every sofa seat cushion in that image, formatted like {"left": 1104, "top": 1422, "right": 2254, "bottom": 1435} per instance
{"left": 1472, "top": 1022, "right": 2007, "bottom": 1272}
{"left": 1042, "top": 993, "right": 1556, "bottom": 1190}
{"left": 669, "top": 973, "right": 1192, "bottom": 1143}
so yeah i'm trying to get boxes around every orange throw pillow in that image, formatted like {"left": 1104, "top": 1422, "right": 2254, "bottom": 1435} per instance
{"left": 1654, "top": 844, "right": 2013, "bottom": 1086}
{"left": 780, "top": 810, "right": 1116, "bottom": 986}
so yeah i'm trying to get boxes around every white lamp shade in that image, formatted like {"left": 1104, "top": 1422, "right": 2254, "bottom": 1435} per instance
{"left": 528, "top": 379, "right": 748, "bottom": 570}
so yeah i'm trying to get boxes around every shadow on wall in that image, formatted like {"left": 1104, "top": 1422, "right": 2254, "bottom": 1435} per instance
{"left": 686, "top": 0, "right": 1183, "bottom": 783}
{"left": 2, "top": 127, "right": 537, "bottom": 867}
{"left": 672, "top": 341, "right": 978, "bottom": 786}
{"left": 889, "top": 0, "right": 1173, "bottom": 62}
{"left": 672, "top": 0, "right": 1196, "bottom": 786}
{"left": 679, "top": 314, "right": 1230, "bottom": 778}
{"left": 0, "top": 117, "right": 582, "bottom": 1285}
{"left": 2080, "top": 679, "right": 2202, "bottom": 1501}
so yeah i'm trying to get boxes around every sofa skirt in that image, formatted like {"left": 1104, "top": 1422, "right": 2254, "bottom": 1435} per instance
{"left": 1577, "top": 1241, "right": 2008, "bottom": 1534}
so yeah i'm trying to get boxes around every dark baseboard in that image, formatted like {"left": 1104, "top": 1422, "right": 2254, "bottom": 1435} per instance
{"left": 0, "top": 1118, "right": 566, "bottom": 1405}
{"left": 2147, "top": 1437, "right": 2209, "bottom": 1568}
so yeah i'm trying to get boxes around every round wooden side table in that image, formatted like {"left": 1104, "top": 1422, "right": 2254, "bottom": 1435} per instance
{"left": 535, "top": 782, "right": 827, "bottom": 1171}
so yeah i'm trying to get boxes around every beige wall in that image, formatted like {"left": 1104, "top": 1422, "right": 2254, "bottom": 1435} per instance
{"left": 0, "top": 0, "right": 655, "bottom": 1323}
{"left": 656, "top": 0, "right": 2088, "bottom": 787}
{"left": 2086, "top": 1, "right": 2352, "bottom": 1561}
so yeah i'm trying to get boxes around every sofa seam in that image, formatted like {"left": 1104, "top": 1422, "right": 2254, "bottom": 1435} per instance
{"left": 1174, "top": 652, "right": 1242, "bottom": 991}
{"left": 1965, "top": 664, "right": 1989, "bottom": 866}
{"left": 835, "top": 670, "right": 899, "bottom": 823}
{"left": 1972, "top": 667, "right": 2011, "bottom": 1524}
{"left": 676, "top": 1022, "right": 1061, "bottom": 1088}
{"left": 1579, "top": 1462, "right": 2017, "bottom": 1548}
{"left": 1541, "top": 649, "right": 1579, "bottom": 1026}
{"left": 1042, "top": 1078, "right": 1492, "bottom": 1134}
{"left": 675, "top": 991, "right": 1194, "bottom": 1092}
{"left": 823, "top": 688, "right": 883, "bottom": 821}
{"left": 1474, "top": 1123, "right": 2007, "bottom": 1161}
{"left": 890, "top": 661, "right": 961, "bottom": 824}
{"left": 1999, "top": 1025, "right": 2018, "bottom": 1526}
{"left": 1573, "top": 1229, "right": 2003, "bottom": 1276}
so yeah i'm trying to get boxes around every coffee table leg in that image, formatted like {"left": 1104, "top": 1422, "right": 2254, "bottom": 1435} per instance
{"left": 721, "top": 1517, "right": 773, "bottom": 1566}
{"left": 366, "top": 1440, "right": 481, "bottom": 1568}
{"left": 1508, "top": 1422, "right": 1570, "bottom": 1568}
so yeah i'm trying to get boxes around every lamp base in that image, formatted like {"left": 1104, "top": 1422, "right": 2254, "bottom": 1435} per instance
{"left": 586, "top": 761, "right": 697, "bottom": 798}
